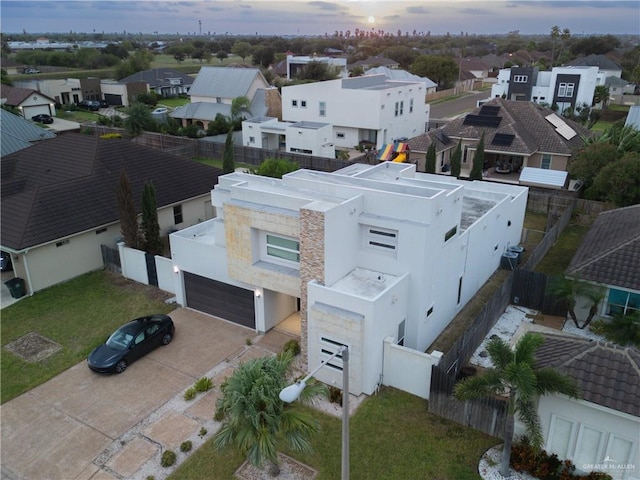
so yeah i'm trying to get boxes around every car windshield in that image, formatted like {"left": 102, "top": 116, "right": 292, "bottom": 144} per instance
{"left": 105, "top": 323, "right": 139, "bottom": 350}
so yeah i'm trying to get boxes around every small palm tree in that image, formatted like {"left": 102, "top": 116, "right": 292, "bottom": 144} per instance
{"left": 213, "top": 351, "right": 327, "bottom": 476}
{"left": 123, "top": 102, "right": 153, "bottom": 137}
{"left": 454, "top": 332, "right": 579, "bottom": 477}
{"left": 547, "top": 276, "right": 605, "bottom": 329}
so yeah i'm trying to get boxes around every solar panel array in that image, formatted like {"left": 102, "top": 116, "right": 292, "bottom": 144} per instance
{"left": 463, "top": 114, "right": 502, "bottom": 128}
{"left": 479, "top": 105, "right": 500, "bottom": 116}
{"left": 492, "top": 133, "right": 515, "bottom": 146}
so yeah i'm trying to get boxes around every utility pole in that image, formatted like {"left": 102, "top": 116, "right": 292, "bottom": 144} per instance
{"left": 198, "top": 20, "right": 202, "bottom": 36}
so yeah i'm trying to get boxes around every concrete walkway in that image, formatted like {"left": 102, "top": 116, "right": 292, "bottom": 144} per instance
{"left": 0, "top": 308, "right": 298, "bottom": 480}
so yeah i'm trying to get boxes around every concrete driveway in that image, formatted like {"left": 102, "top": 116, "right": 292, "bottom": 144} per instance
{"left": 1, "top": 308, "right": 296, "bottom": 480}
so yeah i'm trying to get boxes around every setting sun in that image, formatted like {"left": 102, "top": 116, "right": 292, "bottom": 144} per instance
{"left": 368, "top": 16, "right": 375, "bottom": 24}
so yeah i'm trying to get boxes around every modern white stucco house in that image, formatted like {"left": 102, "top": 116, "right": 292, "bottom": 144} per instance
{"left": 169, "top": 162, "right": 527, "bottom": 396}
{"left": 241, "top": 116, "right": 335, "bottom": 158}
{"left": 491, "top": 66, "right": 599, "bottom": 114}
{"left": 281, "top": 75, "right": 430, "bottom": 151}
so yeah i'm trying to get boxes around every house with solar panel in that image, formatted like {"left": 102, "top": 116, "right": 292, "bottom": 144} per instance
{"left": 406, "top": 98, "right": 593, "bottom": 190}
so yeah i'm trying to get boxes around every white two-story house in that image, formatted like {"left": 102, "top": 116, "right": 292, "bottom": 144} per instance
{"left": 281, "top": 75, "right": 430, "bottom": 151}
{"left": 169, "top": 162, "right": 527, "bottom": 396}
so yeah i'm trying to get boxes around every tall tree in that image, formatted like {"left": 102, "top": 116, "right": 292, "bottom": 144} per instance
{"left": 550, "top": 26, "right": 560, "bottom": 67}
{"left": 425, "top": 142, "right": 437, "bottom": 174}
{"left": 230, "top": 96, "right": 251, "bottom": 122}
{"left": 231, "top": 41, "right": 253, "bottom": 61}
{"left": 295, "top": 61, "right": 340, "bottom": 82}
{"left": 593, "top": 85, "right": 610, "bottom": 108}
{"left": 116, "top": 169, "right": 139, "bottom": 248}
{"left": 589, "top": 152, "right": 640, "bottom": 207}
{"left": 454, "top": 333, "right": 579, "bottom": 477}
{"left": 409, "top": 55, "right": 458, "bottom": 88}
{"left": 469, "top": 134, "right": 484, "bottom": 180}
{"left": 223, "top": 128, "right": 235, "bottom": 174}
{"left": 140, "top": 181, "right": 163, "bottom": 255}
{"left": 450, "top": 141, "right": 462, "bottom": 178}
{"left": 255, "top": 158, "right": 299, "bottom": 178}
{"left": 213, "top": 352, "right": 326, "bottom": 476}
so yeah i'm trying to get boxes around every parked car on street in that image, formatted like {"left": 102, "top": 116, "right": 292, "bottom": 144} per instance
{"left": 78, "top": 100, "right": 101, "bottom": 111}
{"left": 152, "top": 107, "right": 169, "bottom": 114}
{"left": 23, "top": 67, "right": 40, "bottom": 74}
{"left": 31, "top": 114, "right": 54, "bottom": 124}
{"left": 87, "top": 314, "right": 175, "bottom": 373}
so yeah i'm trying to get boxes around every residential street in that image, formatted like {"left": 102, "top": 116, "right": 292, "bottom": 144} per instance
{"left": 429, "top": 90, "right": 492, "bottom": 123}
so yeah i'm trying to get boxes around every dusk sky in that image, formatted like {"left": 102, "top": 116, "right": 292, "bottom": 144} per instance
{"left": 1, "top": 1, "right": 638, "bottom": 36}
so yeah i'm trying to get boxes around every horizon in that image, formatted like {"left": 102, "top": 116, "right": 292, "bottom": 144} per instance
{"left": 1, "top": 1, "right": 639, "bottom": 37}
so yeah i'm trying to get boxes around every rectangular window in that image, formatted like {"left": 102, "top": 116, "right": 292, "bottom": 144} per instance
{"left": 216, "top": 97, "right": 222, "bottom": 103}
{"left": 301, "top": 100, "right": 307, "bottom": 108}
{"left": 397, "top": 320, "right": 405, "bottom": 346}
{"left": 56, "top": 239, "right": 70, "bottom": 247}
{"left": 541, "top": 154, "right": 552, "bottom": 169}
{"left": 336, "top": 132, "right": 345, "bottom": 139}
{"left": 558, "top": 83, "right": 575, "bottom": 97}
{"left": 399, "top": 101, "right": 404, "bottom": 115}
{"left": 249, "top": 136, "right": 255, "bottom": 143}
{"left": 292, "top": 100, "right": 298, "bottom": 107}
{"left": 566, "top": 83, "right": 575, "bottom": 97}
{"left": 173, "top": 205, "right": 183, "bottom": 224}
{"left": 513, "top": 75, "right": 528, "bottom": 83}
{"left": 266, "top": 233, "right": 300, "bottom": 264}
{"left": 394, "top": 102, "right": 399, "bottom": 117}
{"left": 444, "top": 226, "right": 457, "bottom": 242}
{"left": 463, "top": 146, "right": 469, "bottom": 164}
{"left": 606, "top": 288, "right": 640, "bottom": 316}
{"left": 319, "top": 101, "right": 326, "bottom": 117}
{"left": 364, "top": 226, "right": 398, "bottom": 252}
{"left": 457, "top": 277, "right": 463, "bottom": 304}
{"left": 409, "top": 98, "right": 414, "bottom": 113}
{"left": 558, "top": 83, "right": 567, "bottom": 97}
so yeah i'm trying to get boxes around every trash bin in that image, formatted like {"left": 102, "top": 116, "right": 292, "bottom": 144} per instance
{"left": 4, "top": 277, "right": 26, "bottom": 299}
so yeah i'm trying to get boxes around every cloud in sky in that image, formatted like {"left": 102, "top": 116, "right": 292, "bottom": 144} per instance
{"left": 1, "top": 1, "right": 637, "bottom": 35}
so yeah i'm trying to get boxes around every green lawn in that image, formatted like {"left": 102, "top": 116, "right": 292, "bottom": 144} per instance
{"left": 170, "top": 387, "right": 497, "bottom": 480}
{"left": 0, "top": 271, "right": 175, "bottom": 404}
{"left": 534, "top": 223, "right": 591, "bottom": 275}
{"left": 193, "top": 156, "right": 253, "bottom": 171}
{"left": 56, "top": 109, "right": 103, "bottom": 123}
{"left": 157, "top": 97, "right": 190, "bottom": 109}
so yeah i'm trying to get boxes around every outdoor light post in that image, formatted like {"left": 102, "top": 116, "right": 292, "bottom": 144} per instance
{"left": 279, "top": 345, "right": 350, "bottom": 480}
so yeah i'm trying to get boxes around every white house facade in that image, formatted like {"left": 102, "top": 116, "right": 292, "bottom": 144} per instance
{"left": 169, "top": 162, "right": 527, "bottom": 396}
{"left": 491, "top": 66, "right": 598, "bottom": 113}
{"left": 241, "top": 116, "right": 335, "bottom": 158}
{"left": 281, "top": 75, "right": 431, "bottom": 150}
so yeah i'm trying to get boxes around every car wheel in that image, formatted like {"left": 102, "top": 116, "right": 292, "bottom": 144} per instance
{"left": 115, "top": 360, "right": 127, "bottom": 373}
{"left": 161, "top": 333, "right": 173, "bottom": 345}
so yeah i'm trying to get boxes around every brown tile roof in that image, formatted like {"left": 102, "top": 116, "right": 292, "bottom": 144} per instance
{"left": 1, "top": 133, "right": 221, "bottom": 250}
{"left": 535, "top": 333, "right": 640, "bottom": 417}
{"left": 408, "top": 130, "right": 453, "bottom": 154}
{"left": 566, "top": 205, "right": 640, "bottom": 291}
{"left": 0, "top": 85, "right": 55, "bottom": 106}
{"left": 440, "top": 98, "right": 593, "bottom": 156}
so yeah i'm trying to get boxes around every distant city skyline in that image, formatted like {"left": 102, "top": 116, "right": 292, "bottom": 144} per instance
{"left": 1, "top": 1, "right": 638, "bottom": 37}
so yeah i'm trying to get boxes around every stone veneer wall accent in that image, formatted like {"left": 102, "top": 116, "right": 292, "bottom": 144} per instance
{"left": 299, "top": 208, "right": 326, "bottom": 365}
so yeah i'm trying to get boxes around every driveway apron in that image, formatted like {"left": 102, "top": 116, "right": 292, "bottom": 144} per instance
{"left": 0, "top": 308, "right": 259, "bottom": 480}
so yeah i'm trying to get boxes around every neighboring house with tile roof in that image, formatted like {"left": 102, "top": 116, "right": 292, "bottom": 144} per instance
{"left": 171, "top": 66, "right": 280, "bottom": 130}
{"left": 565, "top": 54, "right": 623, "bottom": 81}
{"left": 119, "top": 68, "right": 194, "bottom": 97}
{"left": 566, "top": 205, "right": 640, "bottom": 319}
{"left": 0, "top": 133, "right": 220, "bottom": 294}
{"left": 427, "top": 97, "right": 592, "bottom": 188}
{"left": 0, "top": 85, "right": 56, "bottom": 120}
{"left": 349, "top": 55, "right": 399, "bottom": 71}
{"left": 533, "top": 333, "right": 639, "bottom": 479}
{"left": 0, "top": 109, "right": 56, "bottom": 156}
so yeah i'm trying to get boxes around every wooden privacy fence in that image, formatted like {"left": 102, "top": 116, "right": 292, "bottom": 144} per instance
{"left": 512, "top": 270, "right": 567, "bottom": 317}
{"left": 429, "top": 365, "right": 507, "bottom": 438}
{"left": 101, "top": 244, "right": 121, "bottom": 273}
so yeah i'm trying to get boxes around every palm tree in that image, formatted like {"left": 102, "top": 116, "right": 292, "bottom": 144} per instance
{"left": 593, "top": 85, "right": 610, "bottom": 109}
{"left": 547, "top": 276, "right": 605, "bottom": 329}
{"left": 231, "top": 96, "right": 251, "bottom": 122}
{"left": 123, "top": 102, "right": 153, "bottom": 137}
{"left": 550, "top": 26, "right": 560, "bottom": 67}
{"left": 454, "top": 332, "right": 579, "bottom": 477}
{"left": 213, "top": 352, "right": 327, "bottom": 476}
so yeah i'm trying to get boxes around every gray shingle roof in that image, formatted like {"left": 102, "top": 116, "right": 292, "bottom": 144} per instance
{"left": 119, "top": 68, "right": 195, "bottom": 88}
{"left": 440, "top": 98, "right": 593, "bottom": 156}
{"left": 535, "top": 333, "right": 640, "bottom": 417}
{"left": 170, "top": 102, "right": 231, "bottom": 121}
{"left": 188, "top": 66, "right": 268, "bottom": 99}
{"left": 566, "top": 205, "right": 640, "bottom": 291}
{"left": 1, "top": 109, "right": 56, "bottom": 156}
{"left": 566, "top": 54, "right": 622, "bottom": 72}
{"left": 1, "top": 133, "right": 221, "bottom": 250}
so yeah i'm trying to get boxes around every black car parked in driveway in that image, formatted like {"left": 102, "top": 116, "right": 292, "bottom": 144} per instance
{"left": 87, "top": 314, "right": 175, "bottom": 373}
{"left": 31, "top": 114, "right": 54, "bottom": 124}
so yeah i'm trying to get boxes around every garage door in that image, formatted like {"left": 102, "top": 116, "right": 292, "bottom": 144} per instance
{"left": 23, "top": 105, "right": 52, "bottom": 119}
{"left": 184, "top": 273, "right": 255, "bottom": 329}
{"left": 104, "top": 93, "right": 123, "bottom": 106}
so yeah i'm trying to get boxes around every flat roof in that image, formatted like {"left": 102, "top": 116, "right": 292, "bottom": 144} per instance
{"left": 329, "top": 267, "right": 400, "bottom": 299}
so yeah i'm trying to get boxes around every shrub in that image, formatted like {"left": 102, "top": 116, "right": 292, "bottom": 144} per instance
{"left": 183, "top": 387, "right": 197, "bottom": 401}
{"left": 97, "top": 116, "right": 112, "bottom": 126}
{"left": 282, "top": 339, "right": 301, "bottom": 356}
{"left": 245, "top": 338, "right": 252, "bottom": 346}
{"left": 180, "top": 441, "right": 192, "bottom": 452}
{"left": 100, "top": 133, "right": 122, "bottom": 139}
{"left": 146, "top": 476, "right": 155, "bottom": 480}
{"left": 161, "top": 450, "right": 176, "bottom": 467}
{"left": 198, "top": 427, "right": 207, "bottom": 437}
{"left": 589, "top": 319, "right": 607, "bottom": 336}
{"left": 194, "top": 376, "right": 213, "bottom": 392}
{"left": 213, "top": 408, "right": 224, "bottom": 422}
{"left": 328, "top": 385, "right": 343, "bottom": 405}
